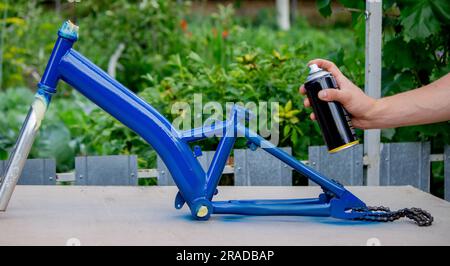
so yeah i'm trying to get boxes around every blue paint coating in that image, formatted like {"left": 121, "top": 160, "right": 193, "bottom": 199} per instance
{"left": 58, "top": 20, "right": 79, "bottom": 41}
{"left": 58, "top": 49, "right": 207, "bottom": 207}
{"left": 37, "top": 22, "right": 78, "bottom": 107}
{"left": 193, "top": 145, "right": 202, "bottom": 157}
{"left": 34, "top": 21, "right": 378, "bottom": 222}
{"left": 35, "top": 83, "right": 57, "bottom": 106}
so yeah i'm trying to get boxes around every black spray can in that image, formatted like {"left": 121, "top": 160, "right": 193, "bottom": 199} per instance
{"left": 304, "top": 64, "right": 359, "bottom": 153}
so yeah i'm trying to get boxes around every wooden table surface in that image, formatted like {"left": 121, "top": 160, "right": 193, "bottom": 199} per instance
{"left": 0, "top": 185, "right": 449, "bottom": 246}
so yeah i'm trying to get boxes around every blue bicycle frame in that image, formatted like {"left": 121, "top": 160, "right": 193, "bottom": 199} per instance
{"left": 0, "top": 21, "right": 370, "bottom": 221}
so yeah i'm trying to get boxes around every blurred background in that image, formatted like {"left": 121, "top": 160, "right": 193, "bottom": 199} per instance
{"left": 0, "top": 1, "right": 448, "bottom": 196}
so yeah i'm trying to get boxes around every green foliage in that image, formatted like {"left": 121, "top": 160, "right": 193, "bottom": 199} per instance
{"left": 74, "top": 0, "right": 190, "bottom": 92}
{"left": 0, "top": 88, "right": 156, "bottom": 171}
{"left": 317, "top": 0, "right": 450, "bottom": 150}
{"left": 277, "top": 100, "right": 304, "bottom": 147}
{"left": 382, "top": 0, "right": 450, "bottom": 149}
{"left": 1, "top": 2, "right": 364, "bottom": 169}
{"left": 0, "top": 2, "right": 61, "bottom": 89}
{"left": 316, "top": 0, "right": 449, "bottom": 197}
{"left": 400, "top": 0, "right": 447, "bottom": 41}
{"left": 139, "top": 7, "right": 363, "bottom": 156}
{"left": 1, "top": 1, "right": 448, "bottom": 176}
{"left": 0, "top": 88, "right": 75, "bottom": 171}
{"left": 317, "top": 0, "right": 332, "bottom": 17}
{"left": 431, "top": 161, "right": 445, "bottom": 198}
{"left": 0, "top": 0, "right": 188, "bottom": 92}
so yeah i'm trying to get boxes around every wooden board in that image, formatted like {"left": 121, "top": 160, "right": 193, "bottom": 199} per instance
{"left": 0, "top": 186, "right": 449, "bottom": 245}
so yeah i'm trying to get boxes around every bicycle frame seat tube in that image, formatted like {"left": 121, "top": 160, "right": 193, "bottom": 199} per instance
{"left": 205, "top": 117, "right": 237, "bottom": 200}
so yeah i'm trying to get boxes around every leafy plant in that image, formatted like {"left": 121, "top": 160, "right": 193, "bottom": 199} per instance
{"left": 5, "top": 1, "right": 430, "bottom": 174}
{"left": 139, "top": 10, "right": 361, "bottom": 156}
{"left": 316, "top": 0, "right": 450, "bottom": 150}
{"left": 0, "top": 1, "right": 61, "bottom": 89}
{"left": 316, "top": 0, "right": 449, "bottom": 197}
{"left": 276, "top": 100, "right": 303, "bottom": 147}
{"left": 0, "top": 88, "right": 76, "bottom": 171}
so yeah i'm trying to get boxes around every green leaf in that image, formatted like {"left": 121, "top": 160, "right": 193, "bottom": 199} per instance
{"left": 283, "top": 124, "right": 291, "bottom": 136}
{"left": 286, "top": 110, "right": 301, "bottom": 117}
{"left": 383, "top": 37, "right": 416, "bottom": 70}
{"left": 295, "top": 125, "right": 304, "bottom": 136}
{"left": 34, "top": 123, "right": 75, "bottom": 171}
{"left": 291, "top": 129, "right": 299, "bottom": 146}
{"left": 429, "top": 0, "right": 450, "bottom": 23}
{"left": 327, "top": 48, "right": 344, "bottom": 67}
{"left": 431, "top": 63, "right": 450, "bottom": 82}
{"left": 338, "top": 0, "right": 364, "bottom": 10}
{"left": 381, "top": 128, "right": 396, "bottom": 140}
{"left": 188, "top": 51, "right": 204, "bottom": 63}
{"left": 382, "top": 70, "right": 417, "bottom": 96}
{"left": 289, "top": 116, "right": 299, "bottom": 124}
{"left": 0, "top": 148, "right": 7, "bottom": 160}
{"left": 316, "top": 0, "right": 332, "bottom": 17}
{"left": 401, "top": 0, "right": 441, "bottom": 41}
{"left": 285, "top": 100, "right": 292, "bottom": 112}
{"left": 353, "top": 13, "right": 365, "bottom": 45}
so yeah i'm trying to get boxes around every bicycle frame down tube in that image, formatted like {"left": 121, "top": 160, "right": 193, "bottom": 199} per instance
{"left": 57, "top": 48, "right": 207, "bottom": 206}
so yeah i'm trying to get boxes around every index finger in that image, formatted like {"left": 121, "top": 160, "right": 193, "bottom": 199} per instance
{"left": 299, "top": 84, "right": 306, "bottom": 95}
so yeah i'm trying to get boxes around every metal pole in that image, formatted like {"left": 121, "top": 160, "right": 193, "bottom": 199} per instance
{"left": 276, "top": 0, "right": 290, "bottom": 30}
{"left": 291, "top": 0, "right": 298, "bottom": 24}
{"left": 364, "top": 0, "right": 382, "bottom": 186}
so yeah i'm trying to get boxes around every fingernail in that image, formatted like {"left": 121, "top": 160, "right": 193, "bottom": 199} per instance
{"left": 318, "top": 90, "right": 327, "bottom": 99}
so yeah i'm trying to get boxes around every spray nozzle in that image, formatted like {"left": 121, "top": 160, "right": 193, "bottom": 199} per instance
{"left": 309, "top": 64, "right": 322, "bottom": 74}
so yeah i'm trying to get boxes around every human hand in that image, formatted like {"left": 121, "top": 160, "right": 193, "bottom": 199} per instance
{"left": 299, "top": 59, "right": 377, "bottom": 129}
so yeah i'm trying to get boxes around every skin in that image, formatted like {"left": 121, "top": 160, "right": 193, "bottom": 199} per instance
{"left": 299, "top": 59, "right": 450, "bottom": 129}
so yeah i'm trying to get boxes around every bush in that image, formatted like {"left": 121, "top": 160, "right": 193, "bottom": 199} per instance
{"left": 0, "top": 2, "right": 364, "bottom": 171}
{"left": 317, "top": 0, "right": 450, "bottom": 150}
{"left": 1, "top": 1, "right": 448, "bottom": 177}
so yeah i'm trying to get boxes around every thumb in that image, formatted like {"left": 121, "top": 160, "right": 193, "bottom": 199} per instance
{"left": 318, "top": 89, "right": 351, "bottom": 104}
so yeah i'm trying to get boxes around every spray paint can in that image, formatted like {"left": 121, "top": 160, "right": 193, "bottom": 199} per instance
{"left": 304, "top": 64, "right": 359, "bottom": 153}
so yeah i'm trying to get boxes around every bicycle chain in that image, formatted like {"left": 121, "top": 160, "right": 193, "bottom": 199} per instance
{"left": 352, "top": 206, "right": 434, "bottom": 226}
{"left": 323, "top": 180, "right": 434, "bottom": 226}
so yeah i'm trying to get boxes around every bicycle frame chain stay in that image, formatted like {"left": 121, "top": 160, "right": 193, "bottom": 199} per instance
{"left": 0, "top": 21, "right": 374, "bottom": 222}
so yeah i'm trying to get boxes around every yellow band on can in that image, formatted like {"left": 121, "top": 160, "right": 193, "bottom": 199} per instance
{"left": 328, "top": 140, "right": 359, "bottom": 153}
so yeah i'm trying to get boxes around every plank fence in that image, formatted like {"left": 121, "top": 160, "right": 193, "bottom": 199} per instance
{"left": 1, "top": 143, "right": 449, "bottom": 201}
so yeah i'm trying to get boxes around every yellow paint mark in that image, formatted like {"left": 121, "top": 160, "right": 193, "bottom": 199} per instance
{"left": 328, "top": 140, "right": 359, "bottom": 153}
{"left": 197, "top": 206, "right": 209, "bottom": 218}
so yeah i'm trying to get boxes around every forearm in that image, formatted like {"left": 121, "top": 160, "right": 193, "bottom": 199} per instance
{"left": 364, "top": 73, "right": 450, "bottom": 129}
